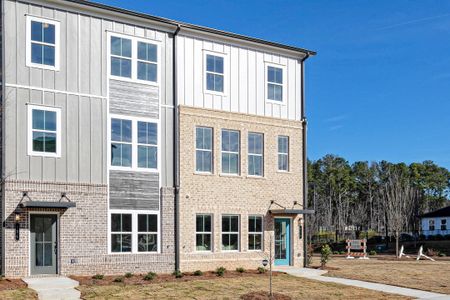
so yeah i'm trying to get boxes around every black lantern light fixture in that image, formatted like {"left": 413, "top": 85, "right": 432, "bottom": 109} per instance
{"left": 14, "top": 206, "right": 23, "bottom": 241}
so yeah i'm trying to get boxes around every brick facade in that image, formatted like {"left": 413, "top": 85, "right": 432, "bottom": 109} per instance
{"left": 178, "top": 106, "right": 305, "bottom": 271}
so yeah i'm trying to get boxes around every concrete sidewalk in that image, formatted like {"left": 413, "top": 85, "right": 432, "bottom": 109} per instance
{"left": 274, "top": 266, "right": 450, "bottom": 300}
{"left": 23, "top": 276, "right": 80, "bottom": 300}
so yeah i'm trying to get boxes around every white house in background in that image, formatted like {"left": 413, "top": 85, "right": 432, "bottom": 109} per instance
{"left": 420, "top": 206, "right": 450, "bottom": 237}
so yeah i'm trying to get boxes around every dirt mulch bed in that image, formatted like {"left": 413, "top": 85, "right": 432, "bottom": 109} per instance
{"left": 71, "top": 270, "right": 282, "bottom": 286}
{"left": 0, "top": 278, "right": 28, "bottom": 291}
{"left": 240, "top": 291, "right": 292, "bottom": 300}
{"left": 310, "top": 265, "right": 340, "bottom": 271}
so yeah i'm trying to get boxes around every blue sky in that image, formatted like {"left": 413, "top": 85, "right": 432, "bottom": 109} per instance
{"left": 98, "top": 0, "right": 450, "bottom": 169}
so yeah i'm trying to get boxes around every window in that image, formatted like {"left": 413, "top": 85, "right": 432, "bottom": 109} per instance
{"left": 205, "top": 54, "right": 224, "bottom": 93}
{"left": 196, "top": 127, "right": 213, "bottom": 173}
{"left": 109, "top": 34, "right": 158, "bottom": 83}
{"left": 267, "top": 65, "right": 284, "bottom": 102}
{"left": 222, "top": 215, "right": 239, "bottom": 251}
{"left": 26, "top": 16, "right": 60, "bottom": 70}
{"left": 429, "top": 219, "right": 435, "bottom": 231}
{"left": 138, "top": 214, "right": 158, "bottom": 252}
{"left": 248, "top": 133, "right": 263, "bottom": 176}
{"left": 137, "top": 122, "right": 157, "bottom": 169}
{"left": 196, "top": 215, "right": 212, "bottom": 251}
{"left": 110, "top": 116, "right": 158, "bottom": 171}
{"left": 248, "top": 216, "right": 263, "bottom": 251}
{"left": 278, "top": 136, "right": 289, "bottom": 171}
{"left": 221, "top": 129, "right": 239, "bottom": 174}
{"left": 28, "top": 105, "right": 61, "bottom": 157}
{"left": 441, "top": 219, "right": 447, "bottom": 231}
{"left": 111, "top": 214, "right": 132, "bottom": 253}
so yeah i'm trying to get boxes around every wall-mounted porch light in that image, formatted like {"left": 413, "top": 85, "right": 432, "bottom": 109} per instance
{"left": 14, "top": 206, "right": 23, "bottom": 241}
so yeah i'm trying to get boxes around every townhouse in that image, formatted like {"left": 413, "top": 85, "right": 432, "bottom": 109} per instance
{"left": 0, "top": 0, "right": 315, "bottom": 277}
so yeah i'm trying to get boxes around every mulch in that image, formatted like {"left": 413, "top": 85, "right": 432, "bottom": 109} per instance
{"left": 71, "top": 270, "right": 283, "bottom": 286}
{"left": 0, "top": 278, "right": 28, "bottom": 291}
{"left": 240, "top": 291, "right": 292, "bottom": 300}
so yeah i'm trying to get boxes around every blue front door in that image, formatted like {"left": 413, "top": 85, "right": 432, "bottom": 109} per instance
{"left": 274, "top": 218, "right": 291, "bottom": 266}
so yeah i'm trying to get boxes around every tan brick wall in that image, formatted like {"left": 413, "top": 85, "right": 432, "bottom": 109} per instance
{"left": 2, "top": 180, "right": 175, "bottom": 278}
{"left": 179, "top": 106, "right": 305, "bottom": 271}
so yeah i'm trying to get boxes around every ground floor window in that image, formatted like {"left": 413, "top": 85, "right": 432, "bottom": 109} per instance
{"left": 196, "top": 214, "right": 212, "bottom": 251}
{"left": 111, "top": 213, "right": 132, "bottom": 253}
{"left": 429, "top": 219, "right": 435, "bottom": 231}
{"left": 138, "top": 214, "right": 158, "bottom": 252}
{"left": 222, "top": 215, "right": 239, "bottom": 251}
{"left": 248, "top": 216, "right": 263, "bottom": 250}
{"left": 441, "top": 219, "right": 447, "bottom": 231}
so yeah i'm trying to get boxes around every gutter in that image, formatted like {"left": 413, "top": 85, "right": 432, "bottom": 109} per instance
{"left": 172, "top": 25, "right": 181, "bottom": 272}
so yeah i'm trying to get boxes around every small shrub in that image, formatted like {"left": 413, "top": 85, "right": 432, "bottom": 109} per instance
{"left": 438, "top": 252, "right": 447, "bottom": 257}
{"left": 339, "top": 250, "right": 345, "bottom": 255}
{"left": 257, "top": 267, "right": 266, "bottom": 274}
{"left": 426, "top": 248, "right": 437, "bottom": 257}
{"left": 369, "top": 250, "right": 377, "bottom": 256}
{"left": 92, "top": 274, "right": 104, "bottom": 280}
{"left": 236, "top": 267, "right": 245, "bottom": 273}
{"left": 172, "top": 270, "right": 183, "bottom": 278}
{"left": 113, "top": 277, "right": 123, "bottom": 283}
{"left": 306, "top": 244, "right": 314, "bottom": 266}
{"left": 333, "top": 251, "right": 339, "bottom": 255}
{"left": 216, "top": 266, "right": 226, "bottom": 277}
{"left": 143, "top": 272, "right": 156, "bottom": 281}
{"left": 435, "top": 234, "right": 444, "bottom": 241}
{"left": 320, "top": 244, "right": 332, "bottom": 268}
{"left": 124, "top": 272, "right": 133, "bottom": 278}
{"left": 193, "top": 270, "right": 203, "bottom": 276}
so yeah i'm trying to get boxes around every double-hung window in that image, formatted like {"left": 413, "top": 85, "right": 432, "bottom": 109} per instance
{"left": 441, "top": 219, "right": 447, "bottom": 231}
{"left": 248, "top": 133, "right": 263, "bottom": 176}
{"left": 205, "top": 54, "right": 224, "bottom": 93}
{"left": 222, "top": 215, "right": 239, "bottom": 251}
{"left": 196, "top": 215, "right": 212, "bottom": 251}
{"left": 221, "top": 129, "right": 239, "bottom": 174}
{"left": 196, "top": 127, "right": 213, "bottom": 173}
{"left": 429, "top": 219, "right": 435, "bottom": 231}
{"left": 27, "top": 16, "right": 59, "bottom": 70}
{"left": 110, "top": 116, "right": 158, "bottom": 171}
{"left": 278, "top": 136, "right": 289, "bottom": 171}
{"left": 111, "top": 213, "right": 132, "bottom": 253}
{"left": 28, "top": 105, "right": 61, "bottom": 157}
{"left": 138, "top": 214, "right": 158, "bottom": 252}
{"left": 267, "top": 65, "right": 284, "bottom": 102}
{"left": 109, "top": 34, "right": 158, "bottom": 83}
{"left": 248, "top": 216, "right": 263, "bottom": 251}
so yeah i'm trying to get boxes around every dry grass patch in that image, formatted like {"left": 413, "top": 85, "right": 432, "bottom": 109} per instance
{"left": 0, "top": 289, "right": 37, "bottom": 300}
{"left": 313, "top": 256, "right": 450, "bottom": 294}
{"left": 78, "top": 273, "right": 409, "bottom": 299}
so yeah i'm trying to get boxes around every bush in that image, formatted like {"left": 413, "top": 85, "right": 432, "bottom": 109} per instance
{"left": 172, "top": 270, "right": 183, "bottom": 278}
{"left": 369, "top": 250, "right": 377, "bottom": 256}
{"left": 444, "top": 234, "right": 450, "bottom": 240}
{"left": 216, "top": 267, "right": 226, "bottom": 277}
{"left": 435, "top": 234, "right": 444, "bottom": 240}
{"left": 257, "top": 267, "right": 266, "bottom": 274}
{"left": 236, "top": 267, "right": 245, "bottom": 273}
{"left": 143, "top": 272, "right": 157, "bottom": 281}
{"left": 333, "top": 251, "right": 339, "bottom": 255}
{"left": 438, "top": 252, "right": 447, "bottom": 257}
{"left": 193, "top": 270, "right": 203, "bottom": 276}
{"left": 92, "top": 274, "right": 104, "bottom": 280}
{"left": 339, "top": 250, "right": 346, "bottom": 255}
{"left": 426, "top": 248, "right": 438, "bottom": 257}
{"left": 113, "top": 277, "right": 123, "bottom": 283}
{"left": 306, "top": 244, "right": 314, "bottom": 266}
{"left": 124, "top": 272, "right": 133, "bottom": 278}
{"left": 320, "top": 244, "right": 332, "bottom": 268}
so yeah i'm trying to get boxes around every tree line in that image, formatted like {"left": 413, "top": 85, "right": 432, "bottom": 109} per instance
{"left": 306, "top": 155, "right": 450, "bottom": 255}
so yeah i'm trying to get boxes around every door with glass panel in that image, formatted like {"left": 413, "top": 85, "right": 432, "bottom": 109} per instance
{"left": 274, "top": 218, "right": 291, "bottom": 266}
{"left": 30, "top": 214, "right": 57, "bottom": 274}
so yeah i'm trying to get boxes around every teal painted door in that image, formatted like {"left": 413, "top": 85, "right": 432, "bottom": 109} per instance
{"left": 274, "top": 218, "right": 291, "bottom": 266}
{"left": 30, "top": 215, "right": 57, "bottom": 275}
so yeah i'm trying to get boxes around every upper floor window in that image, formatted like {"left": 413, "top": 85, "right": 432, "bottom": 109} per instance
{"left": 28, "top": 105, "right": 61, "bottom": 157}
{"left": 222, "top": 215, "right": 239, "bottom": 251}
{"left": 221, "top": 129, "right": 239, "bottom": 175}
{"left": 26, "top": 16, "right": 60, "bottom": 70}
{"left": 109, "top": 34, "right": 158, "bottom": 84}
{"left": 267, "top": 65, "right": 284, "bottom": 102}
{"left": 429, "top": 219, "right": 435, "bottom": 231}
{"left": 278, "top": 136, "right": 289, "bottom": 171}
{"left": 110, "top": 116, "right": 158, "bottom": 171}
{"left": 196, "top": 214, "right": 212, "bottom": 251}
{"left": 441, "top": 219, "right": 447, "bottom": 231}
{"left": 196, "top": 127, "right": 213, "bottom": 173}
{"left": 248, "top": 133, "right": 263, "bottom": 176}
{"left": 205, "top": 53, "right": 224, "bottom": 93}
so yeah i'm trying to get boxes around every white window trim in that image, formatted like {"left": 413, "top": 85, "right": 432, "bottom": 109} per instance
{"left": 26, "top": 15, "right": 60, "bottom": 71}
{"left": 203, "top": 50, "right": 228, "bottom": 96}
{"left": 27, "top": 104, "right": 62, "bottom": 158}
{"left": 107, "top": 32, "right": 161, "bottom": 86}
{"left": 248, "top": 215, "right": 264, "bottom": 252}
{"left": 195, "top": 126, "right": 214, "bottom": 174}
{"left": 195, "top": 214, "right": 213, "bottom": 252}
{"left": 221, "top": 214, "right": 240, "bottom": 252}
{"left": 248, "top": 132, "right": 264, "bottom": 177}
{"left": 220, "top": 129, "right": 240, "bottom": 175}
{"left": 278, "top": 135, "right": 289, "bottom": 172}
{"left": 265, "top": 62, "right": 287, "bottom": 104}
{"left": 108, "top": 210, "right": 160, "bottom": 254}
{"left": 109, "top": 114, "right": 160, "bottom": 172}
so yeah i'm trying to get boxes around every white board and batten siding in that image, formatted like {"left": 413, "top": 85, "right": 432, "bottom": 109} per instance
{"left": 177, "top": 35, "right": 303, "bottom": 121}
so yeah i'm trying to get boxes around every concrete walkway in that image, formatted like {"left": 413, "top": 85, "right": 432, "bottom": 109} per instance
{"left": 274, "top": 266, "right": 450, "bottom": 300}
{"left": 23, "top": 276, "right": 80, "bottom": 300}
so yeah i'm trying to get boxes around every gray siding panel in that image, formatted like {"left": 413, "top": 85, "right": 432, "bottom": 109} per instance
{"left": 109, "top": 170, "right": 160, "bottom": 210}
{"left": 109, "top": 80, "right": 159, "bottom": 118}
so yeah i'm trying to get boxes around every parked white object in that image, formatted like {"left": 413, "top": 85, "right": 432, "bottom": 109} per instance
{"left": 398, "top": 245, "right": 411, "bottom": 259}
{"left": 416, "top": 246, "right": 435, "bottom": 261}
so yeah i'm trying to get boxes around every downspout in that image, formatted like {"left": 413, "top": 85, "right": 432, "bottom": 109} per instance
{"left": 300, "top": 53, "right": 310, "bottom": 267}
{"left": 172, "top": 24, "right": 181, "bottom": 272}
